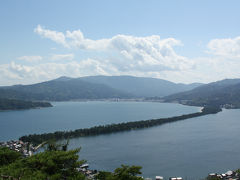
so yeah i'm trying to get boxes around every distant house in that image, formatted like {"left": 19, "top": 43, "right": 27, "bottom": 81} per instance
{"left": 156, "top": 176, "right": 163, "bottom": 180}
{"left": 80, "top": 164, "right": 89, "bottom": 169}
{"left": 169, "top": 177, "right": 183, "bottom": 180}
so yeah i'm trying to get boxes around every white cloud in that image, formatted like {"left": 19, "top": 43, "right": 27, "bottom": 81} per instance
{"left": 17, "top": 56, "right": 42, "bottom": 63}
{"left": 1, "top": 26, "right": 236, "bottom": 86}
{"left": 34, "top": 25, "right": 194, "bottom": 72}
{"left": 34, "top": 25, "right": 67, "bottom": 47}
{"left": 2, "top": 54, "right": 240, "bottom": 86}
{"left": 207, "top": 36, "right": 240, "bottom": 58}
{"left": 0, "top": 60, "right": 117, "bottom": 85}
{"left": 51, "top": 54, "right": 74, "bottom": 61}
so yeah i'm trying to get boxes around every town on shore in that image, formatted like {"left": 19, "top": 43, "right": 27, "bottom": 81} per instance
{"left": 0, "top": 140, "right": 34, "bottom": 157}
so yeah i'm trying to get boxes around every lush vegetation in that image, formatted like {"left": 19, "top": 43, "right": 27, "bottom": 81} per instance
{"left": 0, "top": 147, "right": 22, "bottom": 167}
{"left": 206, "top": 177, "right": 222, "bottom": 180}
{"left": 20, "top": 106, "right": 222, "bottom": 145}
{"left": 96, "top": 165, "right": 143, "bottom": 180}
{"left": 0, "top": 98, "right": 52, "bottom": 110}
{"left": 0, "top": 143, "right": 143, "bottom": 180}
{"left": 0, "top": 148, "right": 85, "bottom": 180}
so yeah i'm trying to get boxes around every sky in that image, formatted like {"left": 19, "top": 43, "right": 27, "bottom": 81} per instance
{"left": 0, "top": 0, "right": 240, "bottom": 85}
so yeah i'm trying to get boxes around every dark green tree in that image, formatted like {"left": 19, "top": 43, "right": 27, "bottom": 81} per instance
{"left": 0, "top": 147, "right": 22, "bottom": 167}
{"left": 96, "top": 171, "right": 114, "bottom": 180}
{"left": 96, "top": 165, "right": 143, "bottom": 180}
{"left": 113, "top": 165, "right": 143, "bottom": 180}
{"left": 206, "top": 176, "right": 222, "bottom": 180}
{"left": 0, "top": 147, "right": 85, "bottom": 180}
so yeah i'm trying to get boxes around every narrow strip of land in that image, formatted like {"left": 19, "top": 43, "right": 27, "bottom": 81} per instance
{"left": 19, "top": 106, "right": 221, "bottom": 145}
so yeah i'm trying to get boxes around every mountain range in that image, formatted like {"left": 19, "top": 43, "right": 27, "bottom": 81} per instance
{"left": 162, "top": 78, "right": 240, "bottom": 108}
{"left": 0, "top": 75, "right": 202, "bottom": 101}
{"left": 79, "top": 75, "right": 202, "bottom": 97}
{"left": 2, "top": 75, "right": 240, "bottom": 109}
{"left": 0, "top": 78, "right": 130, "bottom": 101}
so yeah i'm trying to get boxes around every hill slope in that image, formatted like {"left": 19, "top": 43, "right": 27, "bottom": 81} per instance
{"left": 0, "top": 76, "right": 202, "bottom": 101}
{"left": 163, "top": 79, "right": 240, "bottom": 108}
{"left": 79, "top": 75, "right": 202, "bottom": 97}
{"left": 0, "top": 78, "right": 131, "bottom": 101}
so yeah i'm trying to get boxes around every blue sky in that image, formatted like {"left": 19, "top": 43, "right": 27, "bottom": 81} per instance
{"left": 1, "top": 0, "right": 240, "bottom": 85}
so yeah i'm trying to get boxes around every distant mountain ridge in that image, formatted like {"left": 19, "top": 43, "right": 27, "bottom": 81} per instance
{"left": 0, "top": 75, "right": 203, "bottom": 101}
{"left": 0, "top": 78, "right": 131, "bottom": 101}
{"left": 2, "top": 76, "right": 240, "bottom": 109}
{"left": 78, "top": 75, "right": 202, "bottom": 97}
{"left": 163, "top": 78, "right": 240, "bottom": 108}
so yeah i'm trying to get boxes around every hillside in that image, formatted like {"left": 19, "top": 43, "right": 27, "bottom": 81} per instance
{"left": 163, "top": 79, "right": 240, "bottom": 108}
{"left": 0, "top": 76, "right": 202, "bottom": 101}
{"left": 0, "top": 78, "right": 131, "bottom": 101}
{"left": 0, "top": 98, "right": 52, "bottom": 110}
{"left": 79, "top": 75, "right": 202, "bottom": 97}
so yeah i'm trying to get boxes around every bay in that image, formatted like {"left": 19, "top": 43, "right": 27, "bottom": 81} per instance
{"left": 68, "top": 108, "right": 240, "bottom": 179}
{"left": 0, "top": 101, "right": 199, "bottom": 141}
{"left": 2, "top": 101, "right": 239, "bottom": 179}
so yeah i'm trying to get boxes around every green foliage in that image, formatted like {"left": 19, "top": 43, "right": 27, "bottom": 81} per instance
{"left": 0, "top": 143, "right": 145, "bottom": 180}
{"left": 0, "top": 147, "right": 85, "bottom": 180}
{"left": 114, "top": 165, "right": 143, "bottom": 180}
{"left": 45, "top": 140, "right": 69, "bottom": 151}
{"left": 0, "top": 147, "right": 22, "bottom": 167}
{"left": 96, "top": 165, "right": 143, "bottom": 180}
{"left": 206, "top": 176, "right": 222, "bottom": 180}
{"left": 0, "top": 98, "right": 52, "bottom": 110}
{"left": 96, "top": 171, "right": 114, "bottom": 180}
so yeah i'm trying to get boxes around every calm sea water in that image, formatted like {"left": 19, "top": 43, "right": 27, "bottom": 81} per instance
{"left": 0, "top": 101, "right": 199, "bottom": 141}
{"left": 68, "top": 108, "right": 240, "bottom": 180}
{"left": 1, "top": 102, "right": 239, "bottom": 179}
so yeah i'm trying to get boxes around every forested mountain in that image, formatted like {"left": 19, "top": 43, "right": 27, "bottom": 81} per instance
{"left": 163, "top": 79, "right": 240, "bottom": 108}
{"left": 0, "top": 98, "right": 52, "bottom": 110}
{"left": 0, "top": 76, "right": 202, "bottom": 101}
{"left": 79, "top": 75, "right": 202, "bottom": 97}
{"left": 0, "top": 78, "right": 131, "bottom": 101}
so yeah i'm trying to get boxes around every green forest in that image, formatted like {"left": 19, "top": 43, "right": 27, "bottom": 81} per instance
{"left": 0, "top": 98, "right": 52, "bottom": 111}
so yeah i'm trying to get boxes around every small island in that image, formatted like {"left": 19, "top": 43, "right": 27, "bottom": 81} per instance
{"left": 0, "top": 98, "right": 52, "bottom": 111}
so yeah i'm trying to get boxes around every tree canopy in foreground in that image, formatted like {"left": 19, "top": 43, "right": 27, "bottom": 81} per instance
{"left": 0, "top": 144, "right": 144, "bottom": 180}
